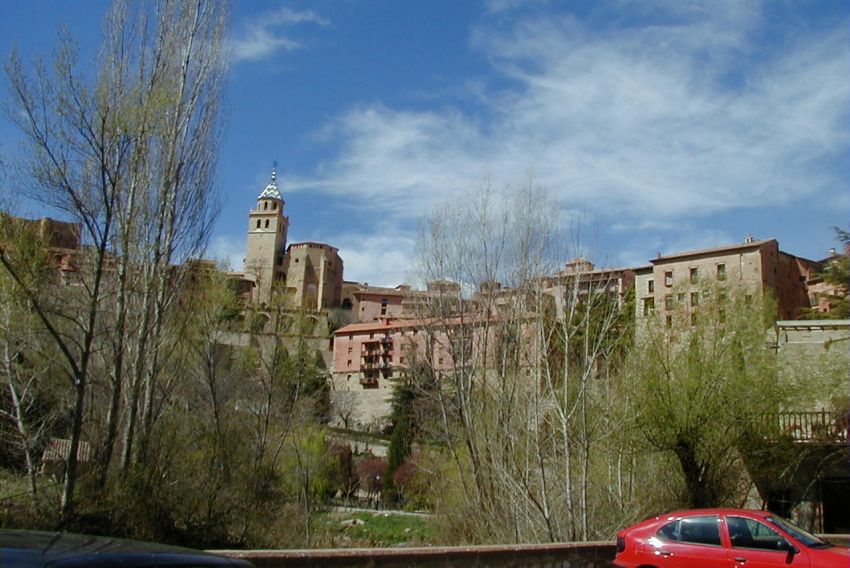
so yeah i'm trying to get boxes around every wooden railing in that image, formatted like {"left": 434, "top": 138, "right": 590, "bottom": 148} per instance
{"left": 756, "top": 411, "right": 848, "bottom": 443}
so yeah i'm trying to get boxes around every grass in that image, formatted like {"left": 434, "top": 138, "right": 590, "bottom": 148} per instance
{"left": 313, "top": 509, "right": 436, "bottom": 547}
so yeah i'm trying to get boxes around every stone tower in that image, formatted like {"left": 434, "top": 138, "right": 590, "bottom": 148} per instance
{"left": 244, "top": 167, "right": 289, "bottom": 304}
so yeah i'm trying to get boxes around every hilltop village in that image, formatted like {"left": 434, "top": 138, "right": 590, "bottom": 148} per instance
{"left": 211, "top": 169, "right": 845, "bottom": 429}
{"left": 4, "top": 166, "right": 849, "bottom": 540}
{"left": 11, "top": 169, "right": 847, "bottom": 432}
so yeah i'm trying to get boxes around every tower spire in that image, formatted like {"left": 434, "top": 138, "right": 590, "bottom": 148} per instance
{"left": 257, "top": 160, "right": 283, "bottom": 201}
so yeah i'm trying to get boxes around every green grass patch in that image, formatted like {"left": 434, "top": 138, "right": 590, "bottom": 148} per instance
{"left": 314, "top": 510, "right": 436, "bottom": 547}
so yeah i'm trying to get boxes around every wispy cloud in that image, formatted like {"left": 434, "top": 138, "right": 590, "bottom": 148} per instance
{"left": 209, "top": 235, "right": 247, "bottom": 271}
{"left": 334, "top": 229, "right": 417, "bottom": 287}
{"left": 294, "top": 2, "right": 848, "bottom": 254}
{"left": 228, "top": 7, "right": 329, "bottom": 63}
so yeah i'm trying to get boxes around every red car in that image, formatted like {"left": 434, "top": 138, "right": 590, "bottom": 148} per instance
{"left": 614, "top": 508, "right": 850, "bottom": 567}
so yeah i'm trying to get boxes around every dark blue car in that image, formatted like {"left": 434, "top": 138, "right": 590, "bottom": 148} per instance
{"left": 0, "top": 530, "right": 255, "bottom": 567}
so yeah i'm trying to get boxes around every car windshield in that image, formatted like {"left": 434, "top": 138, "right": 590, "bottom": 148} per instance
{"left": 767, "top": 516, "right": 829, "bottom": 548}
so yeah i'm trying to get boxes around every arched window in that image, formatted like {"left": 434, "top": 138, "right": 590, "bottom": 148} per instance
{"left": 272, "top": 202, "right": 277, "bottom": 210}
{"left": 264, "top": 219, "right": 269, "bottom": 228}
{"left": 256, "top": 219, "right": 261, "bottom": 229}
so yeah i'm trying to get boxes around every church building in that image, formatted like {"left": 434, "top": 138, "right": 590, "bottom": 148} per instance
{"left": 242, "top": 166, "right": 343, "bottom": 309}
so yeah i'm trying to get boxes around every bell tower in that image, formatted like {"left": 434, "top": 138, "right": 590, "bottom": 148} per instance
{"left": 244, "top": 164, "right": 289, "bottom": 303}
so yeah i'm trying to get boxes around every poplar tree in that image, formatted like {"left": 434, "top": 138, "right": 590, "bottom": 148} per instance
{"left": 2, "top": 0, "right": 227, "bottom": 518}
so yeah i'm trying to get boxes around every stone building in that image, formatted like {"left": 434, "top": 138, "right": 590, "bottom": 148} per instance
{"left": 241, "top": 167, "right": 343, "bottom": 309}
{"left": 340, "top": 283, "right": 412, "bottom": 322}
{"left": 634, "top": 237, "right": 820, "bottom": 325}
{"left": 541, "top": 258, "right": 637, "bottom": 320}
{"left": 243, "top": 169, "right": 289, "bottom": 304}
{"left": 281, "top": 242, "right": 343, "bottom": 310}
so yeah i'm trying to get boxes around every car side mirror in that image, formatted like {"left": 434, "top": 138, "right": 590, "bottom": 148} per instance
{"left": 777, "top": 540, "right": 799, "bottom": 555}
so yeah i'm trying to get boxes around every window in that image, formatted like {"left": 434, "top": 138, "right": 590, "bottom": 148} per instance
{"left": 346, "top": 359, "right": 351, "bottom": 366}
{"left": 657, "top": 516, "right": 721, "bottom": 546}
{"left": 647, "top": 279, "right": 654, "bottom": 293}
{"left": 665, "top": 295, "right": 673, "bottom": 310}
{"left": 347, "top": 347, "right": 352, "bottom": 354}
{"left": 642, "top": 297, "right": 655, "bottom": 316}
{"left": 689, "top": 267, "right": 698, "bottom": 283}
{"left": 665, "top": 315, "right": 673, "bottom": 329}
{"left": 264, "top": 219, "right": 269, "bottom": 228}
{"left": 717, "top": 263, "right": 726, "bottom": 280}
{"left": 438, "top": 357, "right": 444, "bottom": 365}
{"left": 272, "top": 202, "right": 277, "bottom": 210}
{"left": 691, "top": 312, "right": 698, "bottom": 326}
{"left": 690, "top": 291, "right": 699, "bottom": 307}
{"left": 728, "top": 517, "right": 791, "bottom": 551}
{"left": 381, "top": 308, "right": 387, "bottom": 315}
{"left": 677, "top": 292, "right": 685, "bottom": 303}
{"left": 665, "top": 271, "right": 673, "bottom": 287}
{"left": 256, "top": 219, "right": 261, "bottom": 229}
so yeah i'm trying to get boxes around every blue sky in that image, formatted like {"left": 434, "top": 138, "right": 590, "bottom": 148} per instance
{"left": 1, "top": 1, "right": 848, "bottom": 286}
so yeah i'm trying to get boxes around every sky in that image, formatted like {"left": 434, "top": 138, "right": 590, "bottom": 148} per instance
{"left": 0, "top": 0, "right": 848, "bottom": 286}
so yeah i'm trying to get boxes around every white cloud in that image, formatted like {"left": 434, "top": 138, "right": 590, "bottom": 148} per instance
{"left": 295, "top": 2, "right": 848, "bottom": 237}
{"left": 208, "top": 234, "right": 246, "bottom": 272}
{"left": 335, "top": 230, "right": 417, "bottom": 287}
{"left": 228, "top": 7, "right": 329, "bottom": 63}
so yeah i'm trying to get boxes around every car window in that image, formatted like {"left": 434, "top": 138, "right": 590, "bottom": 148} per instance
{"left": 656, "top": 516, "right": 721, "bottom": 546}
{"left": 728, "top": 516, "right": 791, "bottom": 551}
{"left": 767, "top": 516, "right": 828, "bottom": 548}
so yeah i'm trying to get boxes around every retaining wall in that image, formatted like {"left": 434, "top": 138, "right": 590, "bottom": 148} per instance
{"left": 215, "top": 542, "right": 616, "bottom": 568}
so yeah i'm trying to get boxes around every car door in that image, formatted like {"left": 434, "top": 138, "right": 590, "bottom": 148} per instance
{"left": 725, "top": 515, "right": 810, "bottom": 567}
{"left": 650, "top": 515, "right": 729, "bottom": 568}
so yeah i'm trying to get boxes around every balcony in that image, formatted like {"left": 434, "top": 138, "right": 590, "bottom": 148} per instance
{"left": 756, "top": 411, "right": 848, "bottom": 444}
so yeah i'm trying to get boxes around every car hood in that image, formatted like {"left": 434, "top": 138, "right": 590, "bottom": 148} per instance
{"left": 0, "top": 530, "right": 252, "bottom": 567}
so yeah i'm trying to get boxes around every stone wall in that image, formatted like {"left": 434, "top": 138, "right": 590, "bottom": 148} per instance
{"left": 215, "top": 542, "right": 617, "bottom": 568}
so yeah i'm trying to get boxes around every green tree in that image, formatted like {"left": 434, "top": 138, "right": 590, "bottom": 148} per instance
{"left": 630, "top": 285, "right": 783, "bottom": 508}
{"left": 382, "top": 379, "right": 417, "bottom": 504}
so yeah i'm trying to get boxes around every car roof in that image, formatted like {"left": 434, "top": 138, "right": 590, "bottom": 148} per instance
{"left": 0, "top": 530, "right": 253, "bottom": 567}
{"left": 664, "top": 508, "right": 773, "bottom": 519}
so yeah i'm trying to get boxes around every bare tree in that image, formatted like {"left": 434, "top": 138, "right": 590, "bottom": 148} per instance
{"left": 1, "top": 0, "right": 226, "bottom": 517}
{"left": 410, "top": 179, "right": 640, "bottom": 543}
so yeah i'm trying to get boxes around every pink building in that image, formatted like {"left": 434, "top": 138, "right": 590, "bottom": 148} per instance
{"left": 351, "top": 284, "right": 410, "bottom": 323}
{"left": 332, "top": 319, "right": 457, "bottom": 388}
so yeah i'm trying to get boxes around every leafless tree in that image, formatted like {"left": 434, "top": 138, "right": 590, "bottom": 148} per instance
{"left": 411, "top": 179, "right": 638, "bottom": 542}
{"left": 1, "top": 0, "right": 226, "bottom": 517}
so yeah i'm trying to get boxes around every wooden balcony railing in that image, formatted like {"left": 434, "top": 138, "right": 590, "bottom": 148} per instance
{"left": 756, "top": 411, "right": 848, "bottom": 443}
